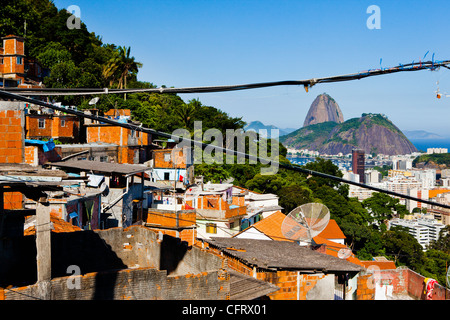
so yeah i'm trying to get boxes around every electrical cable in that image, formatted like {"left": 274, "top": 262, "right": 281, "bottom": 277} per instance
{"left": 0, "top": 87, "right": 450, "bottom": 210}
{"left": 3, "top": 60, "right": 450, "bottom": 96}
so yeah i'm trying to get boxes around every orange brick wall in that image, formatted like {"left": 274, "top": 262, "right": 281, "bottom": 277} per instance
{"left": 87, "top": 125, "right": 149, "bottom": 147}
{"left": 105, "top": 109, "right": 131, "bottom": 117}
{"left": 153, "top": 149, "right": 187, "bottom": 169}
{"left": 26, "top": 115, "right": 52, "bottom": 138}
{"left": 0, "top": 109, "right": 24, "bottom": 164}
{"left": 0, "top": 106, "right": 25, "bottom": 209}
{"left": 146, "top": 210, "right": 196, "bottom": 228}
{"left": 3, "top": 191, "right": 23, "bottom": 210}
{"left": 356, "top": 274, "right": 375, "bottom": 300}
{"left": 2, "top": 37, "right": 25, "bottom": 75}
{"left": 147, "top": 227, "right": 197, "bottom": 246}
{"left": 24, "top": 146, "right": 38, "bottom": 166}
{"left": 26, "top": 115, "right": 79, "bottom": 140}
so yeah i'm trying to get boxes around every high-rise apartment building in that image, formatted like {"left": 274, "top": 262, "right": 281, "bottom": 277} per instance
{"left": 352, "top": 149, "right": 365, "bottom": 183}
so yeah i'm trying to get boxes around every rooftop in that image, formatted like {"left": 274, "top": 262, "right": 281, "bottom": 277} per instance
{"left": 48, "top": 160, "right": 149, "bottom": 175}
{"left": 204, "top": 237, "right": 364, "bottom": 274}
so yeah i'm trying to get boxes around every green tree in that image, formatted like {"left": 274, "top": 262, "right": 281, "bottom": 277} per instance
{"left": 244, "top": 174, "right": 286, "bottom": 194}
{"left": 115, "top": 46, "right": 142, "bottom": 90}
{"left": 194, "top": 163, "right": 230, "bottom": 183}
{"left": 382, "top": 226, "right": 425, "bottom": 270}
{"left": 429, "top": 226, "right": 450, "bottom": 252}
{"left": 363, "top": 192, "right": 408, "bottom": 230}
{"left": 277, "top": 184, "right": 314, "bottom": 213}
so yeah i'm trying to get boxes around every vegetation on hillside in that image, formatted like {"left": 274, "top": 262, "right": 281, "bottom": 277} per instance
{"left": 413, "top": 153, "right": 450, "bottom": 167}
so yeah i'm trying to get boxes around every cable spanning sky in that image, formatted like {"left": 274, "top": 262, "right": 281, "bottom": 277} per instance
{"left": 53, "top": 0, "right": 450, "bottom": 136}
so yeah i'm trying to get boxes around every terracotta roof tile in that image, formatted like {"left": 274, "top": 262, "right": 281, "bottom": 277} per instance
{"left": 236, "top": 211, "right": 346, "bottom": 242}
{"left": 313, "top": 236, "right": 364, "bottom": 267}
{"left": 236, "top": 211, "right": 293, "bottom": 241}
{"left": 318, "top": 219, "right": 346, "bottom": 240}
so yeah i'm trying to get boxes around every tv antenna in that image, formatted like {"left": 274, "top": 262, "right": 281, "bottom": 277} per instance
{"left": 281, "top": 202, "right": 330, "bottom": 244}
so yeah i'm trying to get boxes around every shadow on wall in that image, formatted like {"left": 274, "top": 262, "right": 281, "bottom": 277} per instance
{"left": 159, "top": 234, "right": 188, "bottom": 275}
{"left": 0, "top": 231, "right": 128, "bottom": 289}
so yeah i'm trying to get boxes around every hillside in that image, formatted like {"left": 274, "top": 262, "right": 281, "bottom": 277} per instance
{"left": 412, "top": 153, "right": 450, "bottom": 169}
{"left": 281, "top": 113, "right": 418, "bottom": 155}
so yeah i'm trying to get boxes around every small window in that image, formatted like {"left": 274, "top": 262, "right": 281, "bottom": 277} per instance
{"left": 100, "top": 156, "right": 108, "bottom": 162}
{"left": 16, "top": 56, "right": 23, "bottom": 65}
{"left": 60, "top": 119, "right": 66, "bottom": 127}
{"left": 206, "top": 223, "right": 217, "bottom": 234}
{"left": 164, "top": 172, "right": 170, "bottom": 180}
{"left": 38, "top": 118, "right": 45, "bottom": 128}
{"left": 164, "top": 153, "right": 171, "bottom": 162}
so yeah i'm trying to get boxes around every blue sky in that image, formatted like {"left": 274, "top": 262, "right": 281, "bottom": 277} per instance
{"left": 54, "top": 0, "right": 450, "bottom": 136}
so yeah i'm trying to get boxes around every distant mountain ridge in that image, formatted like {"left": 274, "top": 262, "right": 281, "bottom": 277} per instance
{"left": 403, "top": 130, "right": 444, "bottom": 140}
{"left": 244, "top": 121, "right": 296, "bottom": 138}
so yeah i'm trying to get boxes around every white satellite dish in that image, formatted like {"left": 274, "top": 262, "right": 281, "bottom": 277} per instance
{"left": 89, "top": 97, "right": 100, "bottom": 105}
{"left": 281, "top": 202, "right": 330, "bottom": 244}
{"left": 338, "top": 248, "right": 352, "bottom": 259}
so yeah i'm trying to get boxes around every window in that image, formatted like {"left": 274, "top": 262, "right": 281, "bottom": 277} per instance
{"left": 60, "top": 119, "right": 66, "bottom": 127}
{"left": 206, "top": 223, "right": 217, "bottom": 234}
{"left": 164, "top": 153, "right": 171, "bottom": 162}
{"left": 16, "top": 56, "right": 23, "bottom": 65}
{"left": 38, "top": 118, "right": 45, "bottom": 128}
{"left": 164, "top": 172, "right": 170, "bottom": 180}
{"left": 100, "top": 156, "right": 108, "bottom": 162}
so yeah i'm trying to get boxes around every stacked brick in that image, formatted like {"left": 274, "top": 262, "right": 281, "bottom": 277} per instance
{"left": 0, "top": 106, "right": 25, "bottom": 209}
{"left": 356, "top": 274, "right": 375, "bottom": 300}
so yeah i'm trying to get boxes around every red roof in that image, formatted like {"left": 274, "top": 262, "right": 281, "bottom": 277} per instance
{"left": 235, "top": 211, "right": 293, "bottom": 241}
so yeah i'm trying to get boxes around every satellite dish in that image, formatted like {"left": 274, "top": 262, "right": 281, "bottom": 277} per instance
{"left": 281, "top": 202, "right": 330, "bottom": 244}
{"left": 89, "top": 97, "right": 100, "bottom": 105}
{"left": 338, "top": 248, "right": 352, "bottom": 259}
{"left": 99, "top": 182, "right": 109, "bottom": 196}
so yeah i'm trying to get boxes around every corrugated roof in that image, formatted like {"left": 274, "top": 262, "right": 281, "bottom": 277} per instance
{"left": 49, "top": 160, "right": 149, "bottom": 175}
{"left": 205, "top": 237, "right": 364, "bottom": 273}
{"left": 228, "top": 270, "right": 279, "bottom": 300}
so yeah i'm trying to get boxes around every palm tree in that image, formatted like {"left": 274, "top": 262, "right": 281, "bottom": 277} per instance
{"left": 175, "top": 103, "right": 197, "bottom": 129}
{"left": 116, "top": 46, "right": 142, "bottom": 100}
{"left": 102, "top": 55, "right": 120, "bottom": 87}
{"left": 103, "top": 46, "right": 142, "bottom": 100}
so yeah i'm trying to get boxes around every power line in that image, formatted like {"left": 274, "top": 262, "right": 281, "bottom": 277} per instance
{"left": 3, "top": 60, "right": 450, "bottom": 96}
{"left": 1, "top": 89, "right": 450, "bottom": 211}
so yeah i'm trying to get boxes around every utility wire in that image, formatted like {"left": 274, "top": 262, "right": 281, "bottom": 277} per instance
{"left": 4, "top": 60, "right": 450, "bottom": 96}
{"left": 1, "top": 88, "right": 450, "bottom": 210}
